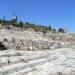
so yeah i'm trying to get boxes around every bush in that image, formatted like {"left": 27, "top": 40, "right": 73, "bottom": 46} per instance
{"left": 0, "top": 19, "right": 3, "bottom": 24}
{"left": 58, "top": 28, "right": 64, "bottom": 33}
{"left": 52, "top": 29, "right": 56, "bottom": 32}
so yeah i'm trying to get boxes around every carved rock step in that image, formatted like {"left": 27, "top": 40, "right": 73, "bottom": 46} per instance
{"left": 0, "top": 53, "right": 50, "bottom": 66}
{"left": 1, "top": 57, "right": 50, "bottom": 75}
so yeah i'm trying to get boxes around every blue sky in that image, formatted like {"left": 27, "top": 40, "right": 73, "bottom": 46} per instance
{"left": 0, "top": 0, "right": 75, "bottom": 32}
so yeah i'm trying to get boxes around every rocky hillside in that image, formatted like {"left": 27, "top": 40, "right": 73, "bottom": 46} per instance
{"left": 0, "top": 16, "right": 75, "bottom": 75}
{"left": 0, "top": 27, "right": 75, "bottom": 50}
{"left": 0, "top": 27, "right": 75, "bottom": 75}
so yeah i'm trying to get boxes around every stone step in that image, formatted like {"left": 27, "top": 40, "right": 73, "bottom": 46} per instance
{"left": 0, "top": 53, "right": 50, "bottom": 66}
{"left": 8, "top": 64, "right": 43, "bottom": 75}
{"left": 9, "top": 68, "right": 34, "bottom": 75}
{"left": 0, "top": 50, "right": 23, "bottom": 57}
{"left": 1, "top": 57, "right": 50, "bottom": 75}
{"left": 0, "top": 50, "right": 50, "bottom": 66}
{"left": 0, "top": 50, "right": 50, "bottom": 57}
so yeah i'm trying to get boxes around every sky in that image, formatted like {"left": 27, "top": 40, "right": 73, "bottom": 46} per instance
{"left": 0, "top": 0, "right": 75, "bottom": 32}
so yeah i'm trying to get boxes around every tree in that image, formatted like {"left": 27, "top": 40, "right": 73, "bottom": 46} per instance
{"left": 58, "top": 28, "right": 64, "bottom": 33}
{"left": 0, "top": 19, "right": 3, "bottom": 24}
{"left": 48, "top": 25, "right": 51, "bottom": 30}
{"left": 2, "top": 16, "right": 6, "bottom": 25}
{"left": 11, "top": 12, "right": 18, "bottom": 26}
{"left": 19, "top": 21, "right": 23, "bottom": 28}
{"left": 25, "top": 22, "right": 30, "bottom": 25}
{"left": 51, "top": 29, "right": 56, "bottom": 32}
{"left": 11, "top": 18, "right": 18, "bottom": 26}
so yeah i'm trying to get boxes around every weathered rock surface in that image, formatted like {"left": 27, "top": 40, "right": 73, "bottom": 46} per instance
{"left": 0, "top": 28, "right": 75, "bottom": 75}
{"left": 0, "top": 28, "right": 75, "bottom": 50}
{"left": 0, "top": 48, "right": 75, "bottom": 75}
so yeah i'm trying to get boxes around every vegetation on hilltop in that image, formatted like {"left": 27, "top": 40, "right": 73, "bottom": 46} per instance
{"left": 0, "top": 16, "right": 65, "bottom": 33}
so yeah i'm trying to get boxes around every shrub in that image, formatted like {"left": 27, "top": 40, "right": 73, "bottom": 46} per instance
{"left": 58, "top": 28, "right": 64, "bottom": 33}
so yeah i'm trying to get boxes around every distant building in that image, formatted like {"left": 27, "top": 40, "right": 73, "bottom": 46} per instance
{"left": 12, "top": 12, "right": 17, "bottom": 22}
{"left": 12, "top": 15, "right": 17, "bottom": 22}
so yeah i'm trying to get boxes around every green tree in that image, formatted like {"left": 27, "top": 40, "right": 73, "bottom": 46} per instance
{"left": 52, "top": 29, "right": 56, "bottom": 32}
{"left": 48, "top": 25, "right": 51, "bottom": 30}
{"left": 19, "top": 21, "right": 23, "bottom": 28}
{"left": 0, "top": 19, "right": 3, "bottom": 24}
{"left": 25, "top": 22, "right": 30, "bottom": 25}
{"left": 58, "top": 28, "right": 64, "bottom": 33}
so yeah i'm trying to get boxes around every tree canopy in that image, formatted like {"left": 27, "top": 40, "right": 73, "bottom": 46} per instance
{"left": 0, "top": 17, "right": 65, "bottom": 33}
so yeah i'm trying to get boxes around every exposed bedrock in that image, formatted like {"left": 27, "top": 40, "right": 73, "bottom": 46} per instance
{"left": 1, "top": 38, "right": 75, "bottom": 50}
{"left": 0, "top": 29, "right": 75, "bottom": 50}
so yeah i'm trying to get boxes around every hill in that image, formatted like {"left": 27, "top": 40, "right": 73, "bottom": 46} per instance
{"left": 0, "top": 19, "right": 75, "bottom": 75}
{"left": 0, "top": 26, "right": 75, "bottom": 50}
